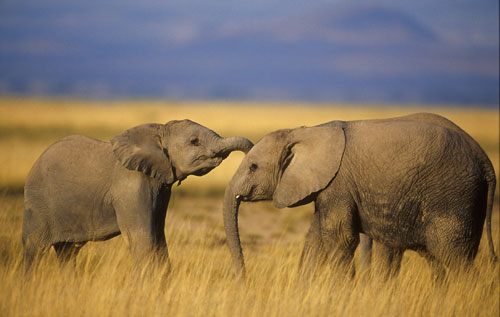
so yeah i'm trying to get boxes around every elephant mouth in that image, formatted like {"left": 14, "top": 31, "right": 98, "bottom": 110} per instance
{"left": 191, "top": 156, "right": 223, "bottom": 176}
{"left": 193, "top": 154, "right": 224, "bottom": 165}
{"left": 192, "top": 165, "right": 217, "bottom": 176}
{"left": 234, "top": 185, "right": 262, "bottom": 202}
{"left": 216, "top": 151, "right": 230, "bottom": 160}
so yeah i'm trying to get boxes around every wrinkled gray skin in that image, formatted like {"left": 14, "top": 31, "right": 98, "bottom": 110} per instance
{"left": 23, "top": 120, "right": 253, "bottom": 271}
{"left": 224, "top": 113, "right": 497, "bottom": 279}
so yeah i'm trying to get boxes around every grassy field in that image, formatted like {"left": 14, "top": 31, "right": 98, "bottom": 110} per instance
{"left": 0, "top": 97, "right": 498, "bottom": 316}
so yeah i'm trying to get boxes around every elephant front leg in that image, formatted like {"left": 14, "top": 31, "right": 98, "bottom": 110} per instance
{"left": 118, "top": 223, "right": 171, "bottom": 281}
{"left": 114, "top": 191, "right": 171, "bottom": 273}
{"left": 322, "top": 236, "right": 357, "bottom": 279}
{"left": 318, "top": 206, "right": 359, "bottom": 279}
{"left": 119, "top": 226, "right": 165, "bottom": 260}
{"left": 151, "top": 191, "right": 170, "bottom": 266}
{"left": 299, "top": 210, "right": 324, "bottom": 275}
{"left": 358, "top": 234, "right": 373, "bottom": 277}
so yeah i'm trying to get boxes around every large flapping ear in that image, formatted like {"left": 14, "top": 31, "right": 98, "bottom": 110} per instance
{"left": 110, "top": 123, "right": 175, "bottom": 184}
{"left": 273, "top": 125, "right": 345, "bottom": 208}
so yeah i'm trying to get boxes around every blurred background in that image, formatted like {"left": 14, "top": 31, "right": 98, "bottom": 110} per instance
{"left": 0, "top": 0, "right": 498, "bottom": 105}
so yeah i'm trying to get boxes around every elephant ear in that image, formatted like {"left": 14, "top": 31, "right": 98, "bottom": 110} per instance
{"left": 110, "top": 123, "right": 175, "bottom": 184}
{"left": 273, "top": 125, "right": 345, "bottom": 208}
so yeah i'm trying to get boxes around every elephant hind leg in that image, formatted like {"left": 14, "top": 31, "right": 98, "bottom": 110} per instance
{"left": 53, "top": 242, "right": 85, "bottom": 268}
{"left": 422, "top": 219, "right": 480, "bottom": 284}
{"left": 420, "top": 251, "right": 447, "bottom": 283}
{"left": 425, "top": 218, "right": 479, "bottom": 271}
{"left": 422, "top": 249, "right": 480, "bottom": 286}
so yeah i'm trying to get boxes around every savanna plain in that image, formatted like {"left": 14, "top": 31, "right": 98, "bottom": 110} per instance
{"left": 0, "top": 97, "right": 498, "bottom": 316}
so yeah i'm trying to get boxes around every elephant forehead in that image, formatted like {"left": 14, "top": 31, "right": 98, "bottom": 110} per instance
{"left": 247, "top": 135, "right": 285, "bottom": 161}
{"left": 171, "top": 120, "right": 219, "bottom": 137}
{"left": 257, "top": 130, "right": 290, "bottom": 147}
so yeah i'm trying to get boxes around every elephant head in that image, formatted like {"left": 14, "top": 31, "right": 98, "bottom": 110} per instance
{"left": 111, "top": 119, "right": 253, "bottom": 185}
{"left": 223, "top": 125, "right": 345, "bottom": 275}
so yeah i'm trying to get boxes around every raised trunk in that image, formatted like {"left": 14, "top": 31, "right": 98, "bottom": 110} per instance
{"left": 218, "top": 137, "right": 253, "bottom": 155}
{"left": 223, "top": 182, "right": 245, "bottom": 276}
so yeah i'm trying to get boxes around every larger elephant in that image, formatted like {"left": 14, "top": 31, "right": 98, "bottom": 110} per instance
{"left": 23, "top": 119, "right": 253, "bottom": 271}
{"left": 223, "top": 113, "right": 497, "bottom": 278}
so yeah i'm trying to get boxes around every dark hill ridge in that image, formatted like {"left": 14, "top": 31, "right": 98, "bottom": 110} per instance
{"left": 209, "top": 6, "right": 437, "bottom": 47}
{"left": 320, "top": 6, "right": 437, "bottom": 40}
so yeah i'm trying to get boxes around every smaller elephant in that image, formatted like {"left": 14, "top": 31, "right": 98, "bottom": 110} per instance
{"left": 223, "top": 113, "right": 496, "bottom": 279}
{"left": 23, "top": 120, "right": 253, "bottom": 271}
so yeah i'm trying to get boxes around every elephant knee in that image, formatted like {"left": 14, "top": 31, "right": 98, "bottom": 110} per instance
{"left": 129, "top": 233, "right": 168, "bottom": 262}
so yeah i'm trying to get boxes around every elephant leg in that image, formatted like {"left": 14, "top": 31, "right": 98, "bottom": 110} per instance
{"left": 319, "top": 208, "right": 359, "bottom": 278}
{"left": 299, "top": 210, "right": 323, "bottom": 271}
{"left": 420, "top": 251, "right": 446, "bottom": 283}
{"left": 53, "top": 242, "right": 85, "bottom": 268}
{"left": 119, "top": 224, "right": 168, "bottom": 267}
{"left": 152, "top": 192, "right": 170, "bottom": 266}
{"left": 373, "top": 242, "right": 403, "bottom": 280}
{"left": 326, "top": 241, "right": 357, "bottom": 279}
{"left": 358, "top": 234, "right": 372, "bottom": 277}
{"left": 22, "top": 233, "right": 51, "bottom": 274}
{"left": 149, "top": 224, "right": 170, "bottom": 273}
{"left": 114, "top": 184, "right": 171, "bottom": 272}
{"left": 425, "top": 217, "right": 478, "bottom": 277}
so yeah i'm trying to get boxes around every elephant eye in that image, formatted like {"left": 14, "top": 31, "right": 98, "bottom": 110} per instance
{"left": 190, "top": 137, "right": 200, "bottom": 146}
{"left": 250, "top": 163, "right": 258, "bottom": 172}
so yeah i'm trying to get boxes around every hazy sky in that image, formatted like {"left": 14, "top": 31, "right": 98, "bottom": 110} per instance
{"left": 0, "top": 0, "right": 498, "bottom": 104}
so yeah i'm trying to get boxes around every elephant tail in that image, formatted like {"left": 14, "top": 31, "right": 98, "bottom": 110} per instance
{"left": 485, "top": 176, "right": 498, "bottom": 263}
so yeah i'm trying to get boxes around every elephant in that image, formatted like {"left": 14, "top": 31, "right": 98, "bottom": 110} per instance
{"left": 23, "top": 119, "right": 253, "bottom": 271}
{"left": 223, "top": 113, "right": 497, "bottom": 279}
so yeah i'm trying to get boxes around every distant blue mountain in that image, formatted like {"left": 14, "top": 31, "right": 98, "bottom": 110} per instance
{"left": 0, "top": 3, "right": 498, "bottom": 105}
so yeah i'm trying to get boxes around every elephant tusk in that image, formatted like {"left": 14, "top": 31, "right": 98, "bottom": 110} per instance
{"left": 235, "top": 194, "right": 241, "bottom": 200}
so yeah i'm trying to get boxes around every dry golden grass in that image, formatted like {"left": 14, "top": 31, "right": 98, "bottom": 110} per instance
{"left": 1, "top": 195, "right": 498, "bottom": 316}
{"left": 0, "top": 97, "right": 498, "bottom": 316}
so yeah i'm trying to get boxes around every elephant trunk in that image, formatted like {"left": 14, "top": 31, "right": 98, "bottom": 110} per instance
{"left": 218, "top": 137, "right": 253, "bottom": 155}
{"left": 223, "top": 181, "right": 245, "bottom": 276}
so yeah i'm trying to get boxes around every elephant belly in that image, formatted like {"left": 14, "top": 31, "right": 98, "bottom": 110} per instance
{"left": 48, "top": 187, "right": 120, "bottom": 242}
{"left": 44, "top": 168, "right": 120, "bottom": 242}
{"left": 359, "top": 201, "right": 425, "bottom": 250}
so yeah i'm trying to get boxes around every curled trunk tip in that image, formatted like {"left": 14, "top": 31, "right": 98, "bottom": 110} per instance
{"left": 221, "top": 137, "right": 253, "bottom": 154}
